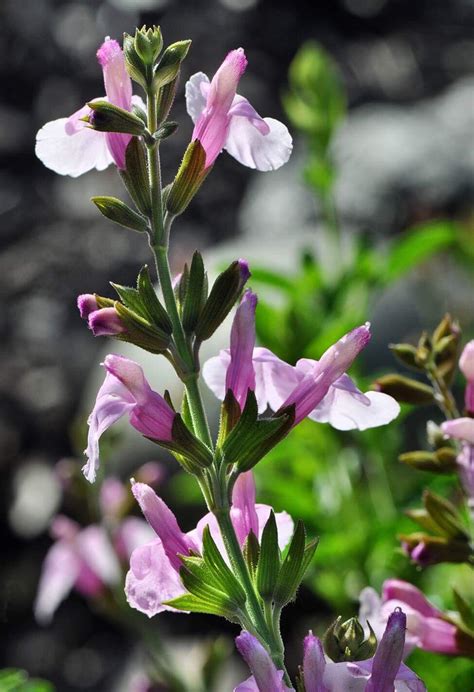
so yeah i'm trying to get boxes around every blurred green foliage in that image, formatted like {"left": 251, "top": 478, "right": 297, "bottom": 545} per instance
{"left": 0, "top": 670, "right": 53, "bottom": 692}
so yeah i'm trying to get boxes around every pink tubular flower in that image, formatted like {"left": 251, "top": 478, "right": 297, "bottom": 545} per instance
{"left": 84, "top": 354, "right": 175, "bottom": 483}
{"left": 204, "top": 321, "right": 400, "bottom": 430}
{"left": 186, "top": 48, "right": 292, "bottom": 171}
{"left": 235, "top": 631, "right": 292, "bottom": 692}
{"left": 36, "top": 38, "right": 139, "bottom": 176}
{"left": 225, "top": 290, "right": 257, "bottom": 410}
{"left": 235, "top": 612, "right": 425, "bottom": 692}
{"left": 359, "top": 579, "right": 470, "bottom": 657}
{"left": 125, "top": 472, "right": 293, "bottom": 618}
{"left": 35, "top": 516, "right": 120, "bottom": 624}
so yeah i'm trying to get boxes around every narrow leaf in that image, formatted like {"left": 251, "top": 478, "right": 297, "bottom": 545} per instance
{"left": 92, "top": 196, "right": 149, "bottom": 233}
{"left": 256, "top": 512, "right": 280, "bottom": 600}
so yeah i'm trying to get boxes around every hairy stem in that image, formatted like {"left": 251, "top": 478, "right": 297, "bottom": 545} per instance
{"left": 214, "top": 507, "right": 292, "bottom": 686}
{"left": 145, "top": 90, "right": 212, "bottom": 448}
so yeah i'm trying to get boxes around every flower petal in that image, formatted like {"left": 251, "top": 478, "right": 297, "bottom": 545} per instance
{"left": 125, "top": 539, "right": 186, "bottom": 617}
{"left": 225, "top": 115, "right": 293, "bottom": 171}
{"left": 185, "top": 72, "right": 211, "bottom": 123}
{"left": 231, "top": 471, "right": 259, "bottom": 545}
{"left": 365, "top": 610, "right": 406, "bottom": 692}
{"left": 303, "top": 632, "right": 328, "bottom": 692}
{"left": 83, "top": 370, "right": 135, "bottom": 483}
{"left": 255, "top": 505, "right": 294, "bottom": 551}
{"left": 226, "top": 290, "right": 257, "bottom": 409}
{"left": 76, "top": 525, "right": 121, "bottom": 586}
{"left": 202, "top": 351, "right": 231, "bottom": 401}
{"left": 34, "top": 541, "right": 80, "bottom": 624}
{"left": 441, "top": 417, "right": 474, "bottom": 444}
{"left": 309, "top": 390, "right": 400, "bottom": 431}
{"left": 235, "top": 631, "right": 289, "bottom": 692}
{"left": 35, "top": 110, "right": 113, "bottom": 177}
{"left": 131, "top": 482, "right": 198, "bottom": 570}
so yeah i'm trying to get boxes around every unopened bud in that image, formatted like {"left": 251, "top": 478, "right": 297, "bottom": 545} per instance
{"left": 155, "top": 120, "right": 179, "bottom": 140}
{"left": 432, "top": 313, "right": 460, "bottom": 346}
{"left": 86, "top": 100, "right": 145, "bottom": 136}
{"left": 415, "top": 332, "right": 432, "bottom": 367}
{"left": 92, "top": 196, "right": 149, "bottom": 233}
{"left": 89, "top": 307, "right": 127, "bottom": 336}
{"left": 166, "top": 140, "right": 208, "bottom": 215}
{"left": 423, "top": 490, "right": 469, "bottom": 541}
{"left": 153, "top": 40, "right": 192, "bottom": 91}
{"left": 323, "top": 616, "right": 377, "bottom": 662}
{"left": 401, "top": 533, "right": 473, "bottom": 567}
{"left": 195, "top": 259, "right": 250, "bottom": 342}
{"left": 372, "top": 375, "right": 434, "bottom": 405}
{"left": 459, "top": 340, "right": 474, "bottom": 382}
{"left": 389, "top": 342, "right": 424, "bottom": 370}
{"left": 399, "top": 448, "right": 457, "bottom": 473}
{"left": 134, "top": 25, "right": 163, "bottom": 66}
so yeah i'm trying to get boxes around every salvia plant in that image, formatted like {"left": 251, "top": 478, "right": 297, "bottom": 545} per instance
{"left": 31, "top": 26, "right": 474, "bottom": 691}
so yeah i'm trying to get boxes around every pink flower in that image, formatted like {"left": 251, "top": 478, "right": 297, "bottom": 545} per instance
{"left": 225, "top": 290, "right": 257, "bottom": 410}
{"left": 36, "top": 38, "right": 140, "bottom": 176}
{"left": 186, "top": 48, "right": 292, "bottom": 171}
{"left": 35, "top": 516, "right": 120, "bottom": 624}
{"left": 234, "top": 612, "right": 425, "bottom": 692}
{"left": 359, "top": 579, "right": 468, "bottom": 657}
{"left": 441, "top": 418, "right": 474, "bottom": 505}
{"left": 84, "top": 354, "right": 175, "bottom": 483}
{"left": 203, "top": 322, "right": 400, "bottom": 431}
{"left": 125, "top": 472, "right": 293, "bottom": 618}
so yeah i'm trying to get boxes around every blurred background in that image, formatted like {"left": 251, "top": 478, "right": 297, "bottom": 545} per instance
{"left": 0, "top": 0, "right": 473, "bottom": 690}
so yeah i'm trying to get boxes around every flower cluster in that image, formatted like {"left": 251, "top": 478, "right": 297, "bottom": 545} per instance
{"left": 33, "top": 27, "right": 441, "bottom": 692}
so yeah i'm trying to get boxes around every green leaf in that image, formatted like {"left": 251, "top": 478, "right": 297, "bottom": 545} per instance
{"left": 182, "top": 251, "right": 207, "bottom": 332}
{"left": 256, "top": 511, "right": 280, "bottom": 600}
{"left": 453, "top": 589, "right": 474, "bottom": 633}
{"left": 91, "top": 196, "right": 149, "bottom": 233}
{"left": 164, "top": 593, "right": 238, "bottom": 619}
{"left": 202, "top": 526, "right": 247, "bottom": 606}
{"left": 195, "top": 260, "right": 247, "bottom": 342}
{"left": 385, "top": 221, "right": 458, "bottom": 281}
{"left": 423, "top": 491, "right": 469, "bottom": 541}
{"left": 119, "top": 138, "right": 151, "bottom": 216}
{"left": 137, "top": 265, "right": 173, "bottom": 333}
{"left": 273, "top": 521, "right": 312, "bottom": 606}
{"left": 110, "top": 283, "right": 148, "bottom": 318}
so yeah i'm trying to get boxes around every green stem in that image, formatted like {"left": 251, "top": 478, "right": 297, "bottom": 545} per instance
{"left": 145, "top": 89, "right": 213, "bottom": 449}
{"left": 427, "top": 365, "right": 460, "bottom": 419}
{"left": 214, "top": 506, "right": 292, "bottom": 686}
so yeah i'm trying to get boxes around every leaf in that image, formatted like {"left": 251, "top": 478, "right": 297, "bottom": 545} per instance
{"left": 91, "top": 196, "right": 149, "bottom": 233}
{"left": 385, "top": 221, "right": 458, "bottom": 282}
{"left": 137, "top": 265, "right": 173, "bottom": 333}
{"left": 256, "top": 511, "right": 280, "bottom": 600}
{"left": 273, "top": 521, "right": 315, "bottom": 607}
{"left": 202, "top": 526, "right": 247, "bottom": 606}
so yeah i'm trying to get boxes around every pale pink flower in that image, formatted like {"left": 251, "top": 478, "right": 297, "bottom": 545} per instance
{"left": 36, "top": 38, "right": 140, "bottom": 176}
{"left": 234, "top": 612, "right": 425, "bottom": 692}
{"left": 359, "top": 579, "right": 467, "bottom": 657}
{"left": 84, "top": 354, "right": 175, "bottom": 483}
{"left": 35, "top": 516, "right": 120, "bottom": 624}
{"left": 204, "top": 321, "right": 400, "bottom": 431}
{"left": 125, "top": 472, "right": 293, "bottom": 618}
{"left": 186, "top": 48, "right": 292, "bottom": 171}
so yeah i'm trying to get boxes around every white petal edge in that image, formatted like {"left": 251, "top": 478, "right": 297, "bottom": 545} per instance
{"left": 225, "top": 116, "right": 293, "bottom": 171}
{"left": 309, "top": 390, "right": 400, "bottom": 431}
{"left": 35, "top": 117, "right": 113, "bottom": 177}
{"left": 185, "top": 72, "right": 210, "bottom": 124}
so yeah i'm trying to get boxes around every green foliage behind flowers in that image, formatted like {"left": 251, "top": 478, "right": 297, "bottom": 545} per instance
{"left": 0, "top": 670, "right": 53, "bottom": 692}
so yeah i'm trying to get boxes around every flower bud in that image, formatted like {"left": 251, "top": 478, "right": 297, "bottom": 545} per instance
{"left": 89, "top": 307, "right": 127, "bottom": 336}
{"left": 401, "top": 533, "right": 473, "bottom": 566}
{"left": 134, "top": 25, "right": 163, "bottom": 66}
{"left": 153, "top": 40, "right": 192, "bottom": 91}
{"left": 323, "top": 615, "right": 377, "bottom": 662}
{"left": 372, "top": 375, "right": 434, "bottom": 405}
{"left": 399, "top": 448, "right": 457, "bottom": 473}
{"left": 423, "top": 490, "right": 469, "bottom": 540}
{"left": 166, "top": 140, "right": 209, "bottom": 216}
{"left": 86, "top": 100, "right": 145, "bottom": 136}
{"left": 195, "top": 259, "right": 251, "bottom": 342}
{"left": 92, "top": 196, "right": 149, "bottom": 233}
{"left": 77, "top": 294, "right": 98, "bottom": 319}
{"left": 389, "top": 343, "right": 421, "bottom": 370}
